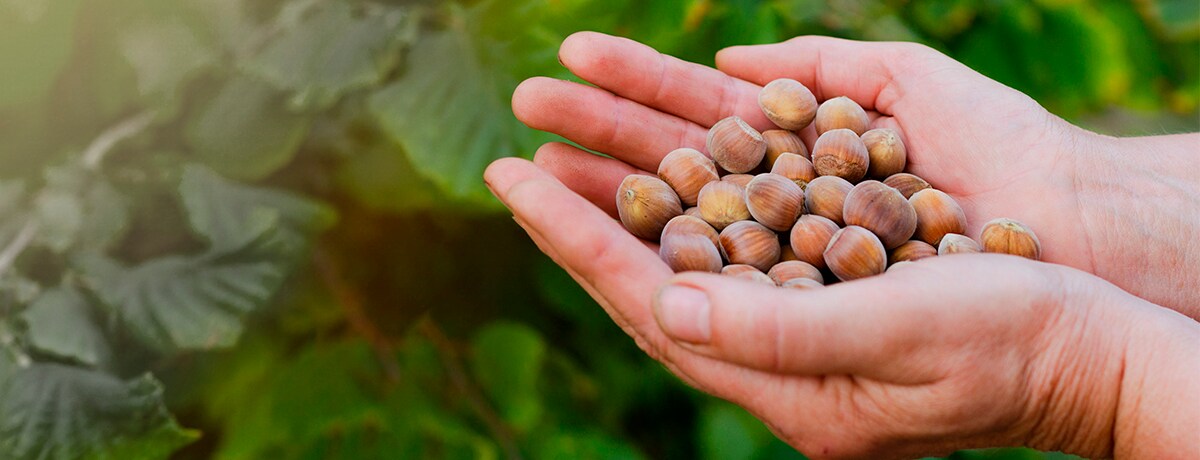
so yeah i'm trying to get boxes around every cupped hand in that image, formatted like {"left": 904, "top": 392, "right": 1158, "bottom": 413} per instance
{"left": 483, "top": 157, "right": 1199, "bottom": 459}
{"left": 506, "top": 31, "right": 1200, "bottom": 316}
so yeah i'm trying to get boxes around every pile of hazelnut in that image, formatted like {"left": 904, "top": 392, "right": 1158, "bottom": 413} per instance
{"left": 616, "top": 78, "right": 1042, "bottom": 288}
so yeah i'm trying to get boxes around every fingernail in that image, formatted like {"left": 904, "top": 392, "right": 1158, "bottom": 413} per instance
{"left": 654, "top": 284, "right": 711, "bottom": 344}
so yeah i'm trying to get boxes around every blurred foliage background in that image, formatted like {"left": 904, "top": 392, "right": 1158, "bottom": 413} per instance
{"left": 0, "top": 0, "right": 1195, "bottom": 458}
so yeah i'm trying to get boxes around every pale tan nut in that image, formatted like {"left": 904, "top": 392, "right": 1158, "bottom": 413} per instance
{"left": 616, "top": 174, "right": 682, "bottom": 241}
{"left": 888, "top": 240, "right": 937, "bottom": 265}
{"left": 883, "top": 173, "right": 931, "bottom": 199}
{"left": 862, "top": 128, "right": 907, "bottom": 179}
{"left": 788, "top": 214, "right": 839, "bottom": 270}
{"left": 938, "top": 233, "right": 982, "bottom": 255}
{"left": 843, "top": 180, "right": 918, "bottom": 249}
{"left": 758, "top": 78, "right": 818, "bottom": 131}
{"left": 781, "top": 277, "right": 824, "bottom": 289}
{"left": 909, "top": 189, "right": 967, "bottom": 246}
{"left": 657, "top": 147, "right": 719, "bottom": 206}
{"left": 767, "top": 260, "right": 824, "bottom": 285}
{"left": 762, "top": 130, "right": 809, "bottom": 167}
{"left": 812, "top": 128, "right": 869, "bottom": 182}
{"left": 980, "top": 218, "right": 1042, "bottom": 260}
{"left": 719, "top": 221, "right": 781, "bottom": 272}
{"left": 661, "top": 215, "right": 719, "bottom": 248}
{"left": 770, "top": 153, "right": 817, "bottom": 190}
{"left": 660, "top": 233, "right": 723, "bottom": 273}
{"left": 722, "top": 264, "right": 775, "bottom": 285}
{"left": 684, "top": 206, "right": 703, "bottom": 219}
{"left": 824, "top": 225, "right": 887, "bottom": 281}
{"left": 697, "top": 181, "right": 750, "bottom": 231}
{"left": 814, "top": 96, "right": 870, "bottom": 136}
{"left": 803, "top": 175, "right": 854, "bottom": 226}
{"left": 745, "top": 173, "right": 804, "bottom": 232}
{"left": 721, "top": 173, "right": 754, "bottom": 188}
{"left": 707, "top": 116, "right": 767, "bottom": 173}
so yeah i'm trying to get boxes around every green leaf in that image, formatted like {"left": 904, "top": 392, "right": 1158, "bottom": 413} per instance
{"left": 184, "top": 76, "right": 312, "bottom": 180}
{"left": 0, "top": 364, "right": 198, "bottom": 460}
{"left": 470, "top": 321, "right": 547, "bottom": 432}
{"left": 369, "top": 1, "right": 564, "bottom": 207}
{"left": 334, "top": 141, "right": 443, "bottom": 213}
{"left": 244, "top": 2, "right": 417, "bottom": 111}
{"left": 1145, "top": 0, "right": 1200, "bottom": 40}
{"left": 698, "top": 401, "right": 776, "bottom": 460}
{"left": 32, "top": 189, "right": 83, "bottom": 253}
{"left": 179, "top": 164, "right": 336, "bottom": 255}
{"left": 74, "top": 251, "right": 284, "bottom": 353}
{"left": 118, "top": 17, "right": 218, "bottom": 104}
{"left": 0, "top": 0, "right": 83, "bottom": 109}
{"left": 20, "top": 287, "right": 111, "bottom": 367}
{"left": 78, "top": 178, "right": 132, "bottom": 251}
{"left": 533, "top": 428, "right": 647, "bottom": 460}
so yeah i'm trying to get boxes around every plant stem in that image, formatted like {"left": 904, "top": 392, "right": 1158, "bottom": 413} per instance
{"left": 313, "top": 247, "right": 403, "bottom": 382}
{"left": 0, "top": 221, "right": 38, "bottom": 279}
{"left": 81, "top": 111, "right": 156, "bottom": 170}
{"left": 418, "top": 318, "right": 524, "bottom": 460}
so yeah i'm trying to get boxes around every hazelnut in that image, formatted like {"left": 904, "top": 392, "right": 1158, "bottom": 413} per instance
{"left": 616, "top": 174, "right": 682, "bottom": 241}
{"left": 824, "top": 225, "right": 887, "bottom": 281}
{"left": 684, "top": 206, "right": 703, "bottom": 219}
{"left": 658, "top": 148, "right": 718, "bottom": 206}
{"left": 812, "top": 129, "right": 869, "bottom": 182}
{"left": 722, "top": 264, "right": 775, "bottom": 285}
{"left": 661, "top": 215, "right": 719, "bottom": 248}
{"left": 763, "top": 130, "right": 809, "bottom": 167}
{"left": 938, "top": 233, "right": 982, "bottom": 255}
{"left": 882, "top": 173, "right": 931, "bottom": 199}
{"left": 780, "top": 244, "right": 798, "bottom": 262}
{"left": 886, "top": 261, "right": 916, "bottom": 273}
{"left": 697, "top": 181, "right": 750, "bottom": 230}
{"left": 814, "top": 96, "right": 870, "bottom": 135}
{"left": 758, "top": 78, "right": 818, "bottom": 131}
{"left": 803, "top": 175, "right": 854, "bottom": 226}
{"left": 781, "top": 278, "right": 824, "bottom": 289}
{"left": 843, "top": 180, "right": 918, "bottom": 249}
{"left": 721, "top": 174, "right": 754, "bottom": 188}
{"left": 861, "top": 128, "right": 907, "bottom": 179}
{"left": 767, "top": 260, "right": 824, "bottom": 285}
{"left": 707, "top": 116, "right": 767, "bottom": 173}
{"left": 888, "top": 240, "right": 937, "bottom": 265}
{"left": 745, "top": 173, "right": 804, "bottom": 231}
{"left": 660, "top": 234, "right": 723, "bottom": 273}
{"left": 788, "top": 214, "right": 839, "bottom": 270}
{"left": 770, "top": 153, "right": 817, "bottom": 189}
{"left": 909, "top": 189, "right": 967, "bottom": 246}
{"left": 719, "top": 221, "right": 781, "bottom": 272}
{"left": 980, "top": 218, "right": 1041, "bottom": 260}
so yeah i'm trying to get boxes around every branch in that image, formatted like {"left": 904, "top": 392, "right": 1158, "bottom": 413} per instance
{"left": 81, "top": 111, "right": 156, "bottom": 170}
{"left": 313, "top": 247, "right": 402, "bottom": 382}
{"left": 418, "top": 318, "right": 524, "bottom": 460}
{"left": 0, "top": 221, "right": 38, "bottom": 279}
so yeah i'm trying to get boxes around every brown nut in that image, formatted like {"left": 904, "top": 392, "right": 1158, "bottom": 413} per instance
{"left": 980, "top": 218, "right": 1042, "bottom": 260}
{"left": 763, "top": 130, "right": 810, "bottom": 167}
{"left": 770, "top": 153, "right": 817, "bottom": 189}
{"left": 780, "top": 244, "right": 798, "bottom": 262}
{"left": 909, "top": 189, "right": 967, "bottom": 246}
{"left": 697, "top": 181, "right": 750, "bottom": 230}
{"left": 888, "top": 240, "right": 937, "bottom": 265}
{"left": 758, "top": 78, "right": 818, "bottom": 131}
{"left": 781, "top": 277, "right": 824, "bottom": 289}
{"left": 814, "top": 96, "right": 870, "bottom": 135}
{"left": 812, "top": 129, "right": 869, "bottom": 182}
{"left": 684, "top": 206, "right": 703, "bottom": 219}
{"left": 719, "top": 221, "right": 781, "bottom": 272}
{"left": 660, "top": 234, "right": 722, "bottom": 273}
{"left": 824, "top": 225, "right": 887, "bottom": 281}
{"left": 938, "top": 233, "right": 982, "bottom": 255}
{"left": 722, "top": 264, "right": 775, "bottom": 285}
{"left": 862, "top": 128, "right": 907, "bottom": 179}
{"left": 658, "top": 148, "right": 719, "bottom": 206}
{"left": 843, "top": 180, "right": 918, "bottom": 249}
{"left": 882, "top": 173, "right": 931, "bottom": 199}
{"left": 767, "top": 260, "right": 824, "bottom": 285}
{"left": 721, "top": 173, "right": 754, "bottom": 188}
{"left": 707, "top": 116, "right": 767, "bottom": 173}
{"left": 745, "top": 173, "right": 804, "bottom": 231}
{"left": 616, "top": 174, "right": 682, "bottom": 241}
{"left": 661, "top": 215, "right": 719, "bottom": 248}
{"left": 803, "top": 175, "right": 854, "bottom": 226}
{"left": 788, "top": 214, "right": 839, "bottom": 270}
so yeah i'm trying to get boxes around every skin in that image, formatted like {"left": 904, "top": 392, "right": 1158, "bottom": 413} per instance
{"left": 485, "top": 32, "right": 1200, "bottom": 458}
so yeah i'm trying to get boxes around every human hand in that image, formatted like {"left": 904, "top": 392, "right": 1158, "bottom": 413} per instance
{"left": 483, "top": 158, "right": 1200, "bottom": 459}
{"left": 508, "top": 32, "right": 1200, "bottom": 317}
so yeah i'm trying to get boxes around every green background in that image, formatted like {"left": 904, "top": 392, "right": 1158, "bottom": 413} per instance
{"left": 0, "top": 0, "right": 1195, "bottom": 459}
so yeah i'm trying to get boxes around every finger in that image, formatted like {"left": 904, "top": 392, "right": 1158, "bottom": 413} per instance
{"left": 532, "top": 142, "right": 646, "bottom": 218}
{"left": 652, "top": 261, "right": 1001, "bottom": 382}
{"left": 559, "top": 31, "right": 774, "bottom": 131}
{"left": 514, "top": 77, "right": 709, "bottom": 171}
{"left": 715, "top": 37, "right": 949, "bottom": 113}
